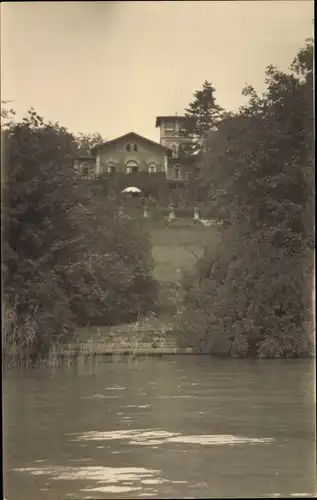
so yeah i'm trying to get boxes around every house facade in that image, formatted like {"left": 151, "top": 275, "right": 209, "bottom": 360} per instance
{"left": 74, "top": 115, "right": 192, "bottom": 185}
{"left": 155, "top": 115, "right": 193, "bottom": 186}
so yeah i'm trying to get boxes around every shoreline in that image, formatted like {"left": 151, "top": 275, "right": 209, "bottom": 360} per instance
{"left": 57, "top": 346, "right": 195, "bottom": 357}
{"left": 3, "top": 314, "right": 314, "bottom": 367}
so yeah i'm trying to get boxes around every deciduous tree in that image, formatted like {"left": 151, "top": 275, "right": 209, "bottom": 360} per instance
{"left": 178, "top": 40, "right": 314, "bottom": 358}
{"left": 2, "top": 109, "right": 158, "bottom": 363}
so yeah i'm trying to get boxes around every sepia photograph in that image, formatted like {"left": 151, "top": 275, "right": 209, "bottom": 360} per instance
{"left": 1, "top": 1, "right": 315, "bottom": 499}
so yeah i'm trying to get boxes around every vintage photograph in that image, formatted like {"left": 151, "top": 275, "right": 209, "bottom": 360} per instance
{"left": 1, "top": 1, "right": 315, "bottom": 499}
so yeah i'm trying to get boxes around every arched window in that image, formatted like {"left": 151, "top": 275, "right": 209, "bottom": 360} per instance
{"left": 126, "top": 144, "right": 131, "bottom": 152}
{"left": 81, "top": 162, "right": 90, "bottom": 178}
{"left": 148, "top": 162, "right": 157, "bottom": 174}
{"left": 174, "top": 164, "right": 182, "bottom": 180}
{"left": 126, "top": 160, "right": 139, "bottom": 174}
{"left": 133, "top": 144, "right": 138, "bottom": 152}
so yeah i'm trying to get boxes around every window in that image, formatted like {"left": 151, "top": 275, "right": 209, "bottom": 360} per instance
{"left": 174, "top": 164, "right": 182, "bottom": 180}
{"left": 126, "top": 160, "right": 139, "bottom": 174}
{"left": 126, "top": 143, "right": 138, "bottom": 152}
{"left": 81, "top": 162, "right": 90, "bottom": 178}
{"left": 148, "top": 163, "right": 157, "bottom": 174}
{"left": 107, "top": 164, "right": 116, "bottom": 174}
{"left": 171, "top": 144, "right": 178, "bottom": 158}
{"left": 165, "top": 122, "right": 175, "bottom": 131}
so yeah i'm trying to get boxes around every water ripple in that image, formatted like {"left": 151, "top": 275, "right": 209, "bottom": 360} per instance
{"left": 71, "top": 428, "right": 275, "bottom": 447}
{"left": 13, "top": 465, "right": 163, "bottom": 495}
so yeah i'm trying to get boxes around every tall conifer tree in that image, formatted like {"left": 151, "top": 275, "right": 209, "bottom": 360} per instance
{"left": 183, "top": 80, "right": 224, "bottom": 157}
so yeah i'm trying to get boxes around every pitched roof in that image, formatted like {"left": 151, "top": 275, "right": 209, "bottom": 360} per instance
{"left": 155, "top": 116, "right": 186, "bottom": 127}
{"left": 91, "top": 132, "right": 170, "bottom": 153}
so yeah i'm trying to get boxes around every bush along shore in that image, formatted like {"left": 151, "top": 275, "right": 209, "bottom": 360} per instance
{"left": 174, "top": 40, "right": 315, "bottom": 359}
{"left": 2, "top": 110, "right": 159, "bottom": 368}
{"left": 2, "top": 311, "right": 194, "bottom": 369}
{"left": 2, "top": 40, "right": 314, "bottom": 366}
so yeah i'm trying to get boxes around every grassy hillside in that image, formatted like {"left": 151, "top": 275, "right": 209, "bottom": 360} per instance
{"left": 150, "top": 221, "right": 219, "bottom": 283}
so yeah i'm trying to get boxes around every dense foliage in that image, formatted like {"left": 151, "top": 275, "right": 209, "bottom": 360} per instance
{"left": 75, "top": 132, "right": 105, "bottom": 156}
{"left": 2, "top": 110, "right": 158, "bottom": 364}
{"left": 177, "top": 40, "right": 314, "bottom": 358}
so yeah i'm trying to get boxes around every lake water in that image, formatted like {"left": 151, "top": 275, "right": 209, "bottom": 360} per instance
{"left": 3, "top": 357, "right": 316, "bottom": 499}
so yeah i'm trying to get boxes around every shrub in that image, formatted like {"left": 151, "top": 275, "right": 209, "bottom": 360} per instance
{"left": 66, "top": 200, "right": 158, "bottom": 326}
{"left": 177, "top": 41, "right": 314, "bottom": 358}
{"left": 177, "top": 229, "right": 314, "bottom": 358}
{"left": 2, "top": 109, "right": 158, "bottom": 364}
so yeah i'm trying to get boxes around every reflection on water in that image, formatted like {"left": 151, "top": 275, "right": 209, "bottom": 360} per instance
{"left": 70, "top": 428, "right": 274, "bottom": 446}
{"left": 3, "top": 357, "right": 316, "bottom": 499}
{"left": 13, "top": 465, "right": 161, "bottom": 495}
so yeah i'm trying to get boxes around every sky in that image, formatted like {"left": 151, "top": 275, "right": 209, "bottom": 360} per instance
{"left": 1, "top": 1, "right": 314, "bottom": 142}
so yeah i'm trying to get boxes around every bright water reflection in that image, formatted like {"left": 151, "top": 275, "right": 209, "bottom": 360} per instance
{"left": 3, "top": 356, "right": 316, "bottom": 499}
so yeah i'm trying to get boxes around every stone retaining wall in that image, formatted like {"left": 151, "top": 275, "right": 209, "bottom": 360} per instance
{"left": 60, "top": 317, "right": 195, "bottom": 357}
